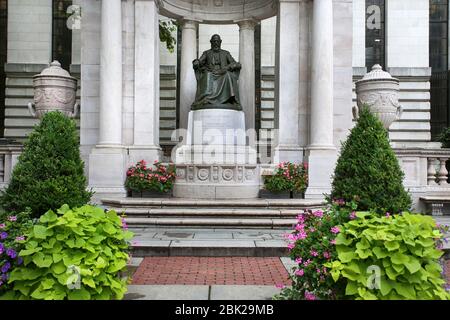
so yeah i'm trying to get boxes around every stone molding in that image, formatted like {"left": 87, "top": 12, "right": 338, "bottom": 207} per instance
{"left": 4, "top": 63, "right": 48, "bottom": 74}
{"left": 176, "top": 164, "right": 259, "bottom": 184}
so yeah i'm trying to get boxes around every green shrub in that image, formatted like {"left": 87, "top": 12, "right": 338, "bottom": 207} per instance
{"left": 263, "top": 162, "right": 308, "bottom": 194}
{"left": 1, "top": 204, "right": 133, "bottom": 300}
{"left": 0, "top": 112, "right": 93, "bottom": 218}
{"left": 438, "top": 127, "right": 450, "bottom": 148}
{"left": 125, "top": 160, "right": 176, "bottom": 193}
{"left": 325, "top": 212, "right": 450, "bottom": 300}
{"left": 330, "top": 106, "right": 412, "bottom": 214}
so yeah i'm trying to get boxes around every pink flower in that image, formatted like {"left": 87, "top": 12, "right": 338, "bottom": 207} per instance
{"left": 330, "top": 226, "right": 340, "bottom": 234}
{"left": 330, "top": 239, "right": 337, "bottom": 245}
{"left": 310, "top": 250, "right": 318, "bottom": 257}
{"left": 303, "top": 259, "right": 311, "bottom": 267}
{"left": 0, "top": 224, "right": 5, "bottom": 229}
{"left": 305, "top": 292, "right": 317, "bottom": 300}
{"left": 8, "top": 216, "right": 17, "bottom": 222}
{"left": 309, "top": 227, "right": 316, "bottom": 233}
{"left": 316, "top": 268, "right": 321, "bottom": 274}
{"left": 349, "top": 211, "right": 357, "bottom": 220}
{"left": 323, "top": 251, "right": 331, "bottom": 259}
{"left": 295, "top": 257, "right": 302, "bottom": 264}
{"left": 287, "top": 243, "right": 295, "bottom": 250}
{"left": 313, "top": 210, "right": 323, "bottom": 218}
{"left": 15, "top": 236, "right": 25, "bottom": 241}
{"left": 297, "top": 231, "right": 307, "bottom": 240}
{"left": 295, "top": 224, "right": 305, "bottom": 232}
{"left": 295, "top": 269, "right": 304, "bottom": 277}
{"left": 275, "top": 284, "right": 286, "bottom": 289}
{"left": 385, "top": 212, "right": 391, "bottom": 218}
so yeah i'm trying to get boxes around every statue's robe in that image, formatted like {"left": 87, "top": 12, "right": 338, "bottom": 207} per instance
{"left": 192, "top": 49, "right": 242, "bottom": 111}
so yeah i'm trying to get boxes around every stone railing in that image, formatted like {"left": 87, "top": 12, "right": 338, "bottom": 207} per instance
{"left": 394, "top": 148, "right": 450, "bottom": 215}
{"left": 0, "top": 143, "right": 23, "bottom": 189}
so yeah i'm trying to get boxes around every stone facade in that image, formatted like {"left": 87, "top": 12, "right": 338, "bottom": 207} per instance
{"left": 1, "top": 0, "right": 449, "bottom": 212}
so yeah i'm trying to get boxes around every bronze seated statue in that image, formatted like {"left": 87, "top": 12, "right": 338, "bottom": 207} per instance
{"left": 191, "top": 34, "right": 242, "bottom": 111}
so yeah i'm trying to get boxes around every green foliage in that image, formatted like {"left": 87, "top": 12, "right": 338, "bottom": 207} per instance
{"left": 0, "top": 211, "right": 35, "bottom": 293}
{"left": 1, "top": 204, "right": 133, "bottom": 300}
{"left": 263, "top": 162, "right": 308, "bottom": 194}
{"left": 274, "top": 201, "right": 354, "bottom": 300}
{"left": 325, "top": 212, "right": 450, "bottom": 300}
{"left": 0, "top": 112, "right": 93, "bottom": 219}
{"left": 125, "top": 160, "right": 176, "bottom": 193}
{"left": 160, "top": 20, "right": 177, "bottom": 53}
{"left": 330, "top": 106, "right": 412, "bottom": 214}
{"left": 438, "top": 127, "right": 450, "bottom": 148}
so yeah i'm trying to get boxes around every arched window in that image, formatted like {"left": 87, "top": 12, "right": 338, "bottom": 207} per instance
{"left": 430, "top": 0, "right": 449, "bottom": 140}
{"left": 366, "top": 0, "right": 385, "bottom": 69}
{"left": 0, "top": 0, "right": 7, "bottom": 138}
{"left": 52, "top": 0, "right": 72, "bottom": 71}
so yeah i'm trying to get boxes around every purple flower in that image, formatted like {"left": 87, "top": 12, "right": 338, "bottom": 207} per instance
{"left": 6, "top": 249, "right": 16, "bottom": 259}
{"left": 330, "top": 226, "right": 340, "bottom": 234}
{"left": 0, "top": 232, "right": 7, "bottom": 240}
{"left": 305, "top": 292, "right": 317, "bottom": 300}
{"left": 8, "top": 216, "right": 17, "bottom": 222}
{"left": 1, "top": 273, "right": 7, "bottom": 281}
{"left": 15, "top": 236, "right": 25, "bottom": 242}
{"left": 349, "top": 211, "right": 357, "bottom": 220}
{"left": 385, "top": 212, "right": 391, "bottom": 218}
{"left": 1, "top": 262, "right": 11, "bottom": 273}
{"left": 0, "top": 243, "right": 4, "bottom": 254}
{"left": 17, "top": 257, "right": 23, "bottom": 266}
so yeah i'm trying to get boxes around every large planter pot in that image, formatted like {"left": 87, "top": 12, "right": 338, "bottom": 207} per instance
{"left": 130, "top": 190, "right": 173, "bottom": 198}
{"left": 259, "top": 189, "right": 304, "bottom": 199}
{"left": 355, "top": 64, "right": 402, "bottom": 129}
{"left": 28, "top": 61, "right": 79, "bottom": 119}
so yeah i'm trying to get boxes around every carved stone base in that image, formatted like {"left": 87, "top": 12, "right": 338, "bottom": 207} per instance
{"left": 174, "top": 164, "right": 260, "bottom": 199}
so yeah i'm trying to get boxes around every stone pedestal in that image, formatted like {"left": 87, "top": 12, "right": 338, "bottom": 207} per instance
{"left": 305, "top": 148, "right": 337, "bottom": 199}
{"left": 173, "top": 109, "right": 259, "bottom": 199}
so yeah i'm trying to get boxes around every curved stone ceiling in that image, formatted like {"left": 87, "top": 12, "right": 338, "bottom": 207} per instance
{"left": 159, "top": 0, "right": 278, "bottom": 24}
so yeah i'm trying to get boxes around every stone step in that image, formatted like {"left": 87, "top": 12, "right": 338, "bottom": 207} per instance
{"left": 112, "top": 207, "right": 303, "bottom": 218}
{"left": 130, "top": 228, "right": 291, "bottom": 257}
{"left": 125, "top": 217, "right": 298, "bottom": 228}
{"left": 102, "top": 197, "right": 325, "bottom": 210}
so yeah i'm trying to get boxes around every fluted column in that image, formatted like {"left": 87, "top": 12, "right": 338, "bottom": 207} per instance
{"left": 238, "top": 19, "right": 258, "bottom": 133}
{"left": 274, "top": 0, "right": 303, "bottom": 163}
{"left": 310, "top": 0, "right": 334, "bottom": 149}
{"left": 99, "top": 0, "right": 122, "bottom": 145}
{"left": 305, "top": 0, "right": 337, "bottom": 199}
{"left": 179, "top": 20, "right": 198, "bottom": 130}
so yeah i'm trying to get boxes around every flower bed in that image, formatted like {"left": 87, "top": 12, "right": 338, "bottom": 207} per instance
{"left": 275, "top": 200, "right": 450, "bottom": 300}
{"left": 262, "top": 162, "right": 308, "bottom": 198}
{"left": 125, "top": 160, "right": 176, "bottom": 196}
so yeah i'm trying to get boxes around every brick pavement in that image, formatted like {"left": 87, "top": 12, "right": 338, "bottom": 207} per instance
{"left": 131, "top": 257, "right": 292, "bottom": 286}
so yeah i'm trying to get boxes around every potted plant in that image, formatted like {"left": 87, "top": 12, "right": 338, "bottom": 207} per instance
{"left": 125, "top": 160, "right": 176, "bottom": 198}
{"left": 260, "top": 162, "right": 308, "bottom": 199}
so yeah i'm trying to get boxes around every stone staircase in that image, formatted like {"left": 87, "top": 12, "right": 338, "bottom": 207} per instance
{"left": 101, "top": 198, "right": 325, "bottom": 229}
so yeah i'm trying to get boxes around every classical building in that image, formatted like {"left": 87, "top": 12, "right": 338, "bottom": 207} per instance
{"left": 1, "top": 0, "right": 450, "bottom": 213}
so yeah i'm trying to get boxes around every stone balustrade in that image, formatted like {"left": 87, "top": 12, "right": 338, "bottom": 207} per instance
{"left": 0, "top": 142, "right": 23, "bottom": 189}
{"left": 427, "top": 157, "right": 450, "bottom": 186}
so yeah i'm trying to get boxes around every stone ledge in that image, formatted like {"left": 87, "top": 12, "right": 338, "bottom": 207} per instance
{"left": 4, "top": 63, "right": 48, "bottom": 74}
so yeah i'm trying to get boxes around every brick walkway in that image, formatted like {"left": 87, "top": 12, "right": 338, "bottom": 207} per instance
{"left": 131, "top": 257, "right": 292, "bottom": 286}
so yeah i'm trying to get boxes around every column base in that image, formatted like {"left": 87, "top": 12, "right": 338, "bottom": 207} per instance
{"left": 88, "top": 146, "right": 127, "bottom": 199}
{"left": 273, "top": 145, "right": 304, "bottom": 164}
{"left": 305, "top": 147, "right": 337, "bottom": 200}
{"left": 127, "top": 145, "right": 162, "bottom": 166}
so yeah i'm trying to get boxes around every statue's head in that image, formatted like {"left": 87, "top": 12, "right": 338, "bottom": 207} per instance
{"left": 210, "top": 34, "right": 222, "bottom": 52}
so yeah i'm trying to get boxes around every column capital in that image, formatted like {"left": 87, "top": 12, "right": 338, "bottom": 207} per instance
{"left": 180, "top": 19, "right": 198, "bottom": 30}
{"left": 236, "top": 19, "right": 259, "bottom": 31}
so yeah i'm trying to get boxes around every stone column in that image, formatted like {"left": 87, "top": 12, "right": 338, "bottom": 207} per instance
{"left": 306, "top": 0, "right": 337, "bottom": 199}
{"left": 88, "top": 0, "right": 127, "bottom": 199}
{"left": 129, "top": 0, "right": 162, "bottom": 164}
{"left": 99, "top": 0, "right": 122, "bottom": 146}
{"left": 238, "top": 19, "right": 258, "bottom": 133}
{"left": 274, "top": 0, "right": 303, "bottom": 163}
{"left": 179, "top": 20, "right": 198, "bottom": 130}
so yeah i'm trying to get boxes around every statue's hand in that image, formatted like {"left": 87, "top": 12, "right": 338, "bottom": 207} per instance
{"left": 193, "top": 59, "right": 200, "bottom": 69}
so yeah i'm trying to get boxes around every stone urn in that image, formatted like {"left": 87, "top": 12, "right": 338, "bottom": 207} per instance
{"left": 28, "top": 61, "right": 79, "bottom": 119}
{"left": 354, "top": 64, "right": 402, "bottom": 129}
